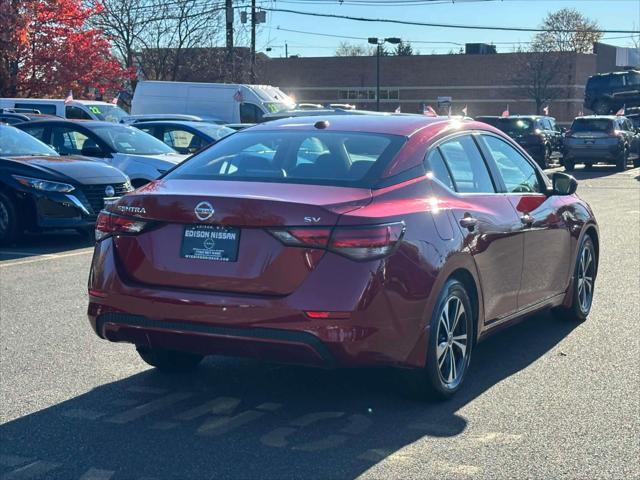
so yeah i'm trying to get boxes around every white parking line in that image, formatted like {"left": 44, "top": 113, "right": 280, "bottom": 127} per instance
{"left": 1, "top": 460, "right": 61, "bottom": 480}
{"left": 0, "top": 249, "right": 93, "bottom": 268}
{"left": 106, "top": 392, "right": 193, "bottom": 424}
{"left": 78, "top": 468, "right": 115, "bottom": 480}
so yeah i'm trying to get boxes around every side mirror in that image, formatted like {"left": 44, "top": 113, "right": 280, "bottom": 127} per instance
{"left": 552, "top": 172, "right": 577, "bottom": 196}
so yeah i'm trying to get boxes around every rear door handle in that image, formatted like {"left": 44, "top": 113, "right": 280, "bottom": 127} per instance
{"left": 520, "top": 214, "right": 534, "bottom": 226}
{"left": 459, "top": 215, "right": 478, "bottom": 231}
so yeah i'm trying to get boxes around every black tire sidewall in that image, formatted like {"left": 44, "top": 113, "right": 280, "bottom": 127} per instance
{"left": 424, "top": 279, "right": 474, "bottom": 399}
{"left": 571, "top": 235, "right": 596, "bottom": 321}
{"left": 0, "top": 191, "right": 19, "bottom": 245}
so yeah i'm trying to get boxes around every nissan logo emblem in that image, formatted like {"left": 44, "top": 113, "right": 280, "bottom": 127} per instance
{"left": 105, "top": 185, "right": 115, "bottom": 197}
{"left": 194, "top": 201, "right": 214, "bottom": 221}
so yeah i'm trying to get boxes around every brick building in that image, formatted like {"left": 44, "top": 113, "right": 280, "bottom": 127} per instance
{"left": 258, "top": 45, "right": 636, "bottom": 124}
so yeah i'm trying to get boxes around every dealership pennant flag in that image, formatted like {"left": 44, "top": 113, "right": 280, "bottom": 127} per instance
{"left": 64, "top": 90, "right": 73, "bottom": 104}
{"left": 461, "top": 105, "right": 468, "bottom": 116}
{"left": 111, "top": 92, "right": 120, "bottom": 105}
{"left": 233, "top": 89, "right": 244, "bottom": 103}
{"left": 616, "top": 105, "right": 625, "bottom": 116}
{"left": 578, "top": 109, "right": 584, "bottom": 117}
{"left": 423, "top": 105, "right": 437, "bottom": 117}
{"left": 543, "top": 105, "right": 549, "bottom": 115}
{"left": 395, "top": 105, "right": 401, "bottom": 113}
{"left": 501, "top": 105, "right": 509, "bottom": 117}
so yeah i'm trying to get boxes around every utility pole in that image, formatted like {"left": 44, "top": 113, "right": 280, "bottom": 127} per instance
{"left": 225, "top": 0, "right": 233, "bottom": 80}
{"left": 250, "top": 0, "right": 256, "bottom": 84}
{"left": 375, "top": 44, "right": 380, "bottom": 112}
{"left": 285, "top": 42, "right": 288, "bottom": 59}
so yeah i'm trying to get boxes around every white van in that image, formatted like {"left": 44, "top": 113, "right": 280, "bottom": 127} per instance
{"left": 131, "top": 81, "right": 295, "bottom": 124}
{"left": 0, "top": 98, "right": 129, "bottom": 122}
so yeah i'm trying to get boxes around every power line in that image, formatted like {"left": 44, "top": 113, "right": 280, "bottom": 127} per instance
{"left": 262, "top": 7, "right": 640, "bottom": 34}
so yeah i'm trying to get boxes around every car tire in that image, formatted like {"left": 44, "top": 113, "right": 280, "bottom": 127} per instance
{"left": 555, "top": 235, "right": 597, "bottom": 323}
{"left": 564, "top": 158, "right": 575, "bottom": 172}
{"left": 615, "top": 148, "right": 628, "bottom": 171}
{"left": 0, "top": 191, "right": 21, "bottom": 246}
{"left": 136, "top": 346, "right": 204, "bottom": 372}
{"left": 593, "top": 100, "right": 610, "bottom": 115}
{"left": 537, "top": 145, "right": 550, "bottom": 169}
{"left": 402, "top": 278, "right": 474, "bottom": 400}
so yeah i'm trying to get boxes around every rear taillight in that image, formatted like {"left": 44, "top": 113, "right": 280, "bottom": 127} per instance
{"left": 269, "top": 222, "right": 405, "bottom": 261}
{"left": 95, "top": 211, "right": 149, "bottom": 241}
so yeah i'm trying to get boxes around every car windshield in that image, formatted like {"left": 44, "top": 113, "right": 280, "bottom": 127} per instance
{"left": 263, "top": 102, "right": 289, "bottom": 113}
{"left": 0, "top": 125, "right": 58, "bottom": 156}
{"left": 496, "top": 118, "right": 534, "bottom": 134}
{"left": 91, "top": 125, "right": 176, "bottom": 155}
{"left": 197, "top": 125, "right": 235, "bottom": 141}
{"left": 84, "top": 104, "right": 129, "bottom": 123}
{"left": 571, "top": 119, "right": 613, "bottom": 132}
{"left": 165, "top": 130, "right": 406, "bottom": 187}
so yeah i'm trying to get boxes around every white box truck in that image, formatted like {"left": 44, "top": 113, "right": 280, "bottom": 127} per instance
{"left": 131, "top": 81, "right": 296, "bottom": 124}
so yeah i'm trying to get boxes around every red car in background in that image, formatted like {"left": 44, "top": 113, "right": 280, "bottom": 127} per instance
{"left": 88, "top": 115, "right": 599, "bottom": 399}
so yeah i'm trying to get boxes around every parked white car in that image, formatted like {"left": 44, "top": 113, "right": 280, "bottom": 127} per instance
{"left": 16, "top": 119, "right": 188, "bottom": 186}
{"left": 0, "top": 98, "right": 129, "bottom": 123}
{"left": 131, "top": 81, "right": 295, "bottom": 124}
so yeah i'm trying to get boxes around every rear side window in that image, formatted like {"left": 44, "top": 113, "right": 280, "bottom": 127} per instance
{"left": 438, "top": 135, "right": 495, "bottom": 193}
{"left": 240, "top": 103, "right": 264, "bottom": 123}
{"left": 425, "top": 149, "right": 454, "bottom": 190}
{"left": 165, "top": 130, "right": 406, "bottom": 187}
{"left": 14, "top": 103, "right": 57, "bottom": 115}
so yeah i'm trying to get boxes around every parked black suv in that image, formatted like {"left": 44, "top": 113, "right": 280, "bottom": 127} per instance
{"left": 563, "top": 116, "right": 637, "bottom": 171}
{"left": 481, "top": 115, "right": 562, "bottom": 168}
{"left": 584, "top": 70, "right": 640, "bottom": 115}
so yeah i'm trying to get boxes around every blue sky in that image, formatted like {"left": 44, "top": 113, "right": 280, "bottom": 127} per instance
{"left": 254, "top": 0, "right": 640, "bottom": 57}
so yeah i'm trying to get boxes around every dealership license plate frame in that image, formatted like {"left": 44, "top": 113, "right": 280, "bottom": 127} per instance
{"left": 180, "top": 224, "right": 241, "bottom": 262}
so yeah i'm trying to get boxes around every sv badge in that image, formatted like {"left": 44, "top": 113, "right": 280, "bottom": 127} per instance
{"left": 304, "top": 216, "right": 321, "bottom": 223}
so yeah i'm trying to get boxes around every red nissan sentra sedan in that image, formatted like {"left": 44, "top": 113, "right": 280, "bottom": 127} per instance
{"left": 88, "top": 115, "right": 598, "bottom": 399}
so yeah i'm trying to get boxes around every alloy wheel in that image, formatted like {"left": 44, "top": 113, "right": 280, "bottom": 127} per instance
{"left": 436, "top": 295, "right": 469, "bottom": 387}
{"left": 577, "top": 244, "right": 595, "bottom": 313}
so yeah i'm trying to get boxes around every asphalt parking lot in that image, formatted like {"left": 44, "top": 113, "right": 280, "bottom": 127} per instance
{"left": 0, "top": 165, "right": 638, "bottom": 480}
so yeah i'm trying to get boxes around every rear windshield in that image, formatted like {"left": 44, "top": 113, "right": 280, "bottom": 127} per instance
{"left": 90, "top": 125, "right": 176, "bottom": 155}
{"left": 496, "top": 118, "right": 534, "bottom": 134}
{"left": 0, "top": 125, "right": 58, "bottom": 156}
{"left": 571, "top": 119, "right": 613, "bottom": 132}
{"left": 164, "top": 130, "right": 406, "bottom": 187}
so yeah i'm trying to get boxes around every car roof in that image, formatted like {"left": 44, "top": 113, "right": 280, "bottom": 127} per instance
{"left": 573, "top": 115, "right": 618, "bottom": 120}
{"left": 17, "top": 119, "right": 125, "bottom": 128}
{"left": 249, "top": 114, "right": 461, "bottom": 136}
{"left": 135, "top": 120, "right": 228, "bottom": 129}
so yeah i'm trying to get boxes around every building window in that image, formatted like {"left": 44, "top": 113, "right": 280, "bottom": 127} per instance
{"left": 338, "top": 87, "right": 400, "bottom": 101}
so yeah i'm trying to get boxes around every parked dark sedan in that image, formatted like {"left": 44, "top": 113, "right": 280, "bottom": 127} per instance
{"left": 0, "top": 111, "right": 58, "bottom": 125}
{"left": 0, "top": 125, "right": 132, "bottom": 244}
{"left": 563, "top": 116, "right": 636, "bottom": 171}
{"left": 133, "top": 121, "right": 234, "bottom": 154}
{"left": 88, "top": 115, "right": 598, "bottom": 399}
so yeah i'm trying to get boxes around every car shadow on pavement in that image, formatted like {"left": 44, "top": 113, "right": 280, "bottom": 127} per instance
{"left": 0, "top": 231, "right": 93, "bottom": 261}
{"left": 0, "top": 311, "right": 578, "bottom": 480}
{"left": 566, "top": 164, "right": 638, "bottom": 180}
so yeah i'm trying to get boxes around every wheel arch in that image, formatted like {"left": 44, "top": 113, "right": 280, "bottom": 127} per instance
{"left": 449, "top": 267, "right": 481, "bottom": 345}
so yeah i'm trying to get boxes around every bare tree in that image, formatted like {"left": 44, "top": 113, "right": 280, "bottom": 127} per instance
{"left": 335, "top": 42, "right": 368, "bottom": 57}
{"left": 531, "top": 8, "right": 602, "bottom": 53}
{"left": 509, "top": 49, "right": 570, "bottom": 115}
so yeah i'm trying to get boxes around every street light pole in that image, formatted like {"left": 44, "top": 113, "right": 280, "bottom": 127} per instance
{"left": 368, "top": 37, "right": 401, "bottom": 112}
{"left": 376, "top": 44, "right": 380, "bottom": 112}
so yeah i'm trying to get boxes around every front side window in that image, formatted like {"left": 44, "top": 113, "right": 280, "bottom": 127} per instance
{"left": 164, "top": 130, "right": 405, "bottom": 187}
{"left": 481, "top": 135, "right": 541, "bottom": 194}
{"left": 84, "top": 104, "right": 128, "bottom": 122}
{"left": 65, "top": 106, "right": 92, "bottom": 120}
{"left": 438, "top": 135, "right": 495, "bottom": 193}
{"left": 240, "top": 103, "right": 264, "bottom": 123}
{"left": 50, "top": 127, "right": 91, "bottom": 155}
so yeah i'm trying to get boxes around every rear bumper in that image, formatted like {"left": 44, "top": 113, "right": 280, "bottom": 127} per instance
{"left": 563, "top": 144, "right": 621, "bottom": 161}
{"left": 87, "top": 237, "right": 433, "bottom": 368}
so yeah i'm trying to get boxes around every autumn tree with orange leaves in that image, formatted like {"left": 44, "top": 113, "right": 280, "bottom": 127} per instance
{"left": 0, "top": 0, "right": 133, "bottom": 98}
